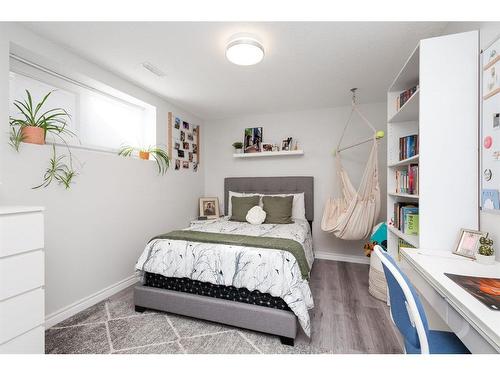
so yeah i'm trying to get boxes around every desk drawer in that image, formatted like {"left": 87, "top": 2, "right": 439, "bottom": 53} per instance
{"left": 0, "top": 250, "right": 44, "bottom": 300}
{"left": 0, "top": 288, "right": 44, "bottom": 344}
{"left": 0, "top": 212, "right": 44, "bottom": 257}
{"left": 0, "top": 326, "right": 44, "bottom": 354}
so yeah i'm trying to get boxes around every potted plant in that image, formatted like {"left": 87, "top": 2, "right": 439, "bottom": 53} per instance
{"left": 118, "top": 145, "right": 170, "bottom": 175}
{"left": 9, "top": 90, "right": 79, "bottom": 189}
{"left": 477, "top": 237, "right": 495, "bottom": 265}
{"left": 232, "top": 141, "right": 243, "bottom": 154}
{"left": 9, "top": 90, "right": 74, "bottom": 147}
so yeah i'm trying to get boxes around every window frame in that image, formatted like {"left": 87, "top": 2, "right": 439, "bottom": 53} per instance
{"left": 9, "top": 53, "right": 157, "bottom": 155}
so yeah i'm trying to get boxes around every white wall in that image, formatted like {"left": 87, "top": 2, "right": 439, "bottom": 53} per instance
{"left": 203, "top": 103, "right": 387, "bottom": 261}
{"left": 442, "top": 22, "right": 500, "bottom": 260}
{"left": 0, "top": 23, "right": 205, "bottom": 317}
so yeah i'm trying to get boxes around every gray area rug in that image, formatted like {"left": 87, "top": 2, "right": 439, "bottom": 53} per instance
{"left": 45, "top": 287, "right": 329, "bottom": 354}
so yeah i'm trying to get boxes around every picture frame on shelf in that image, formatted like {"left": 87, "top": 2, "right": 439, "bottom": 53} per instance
{"left": 281, "top": 137, "right": 292, "bottom": 151}
{"left": 453, "top": 229, "right": 488, "bottom": 260}
{"left": 199, "top": 197, "right": 220, "bottom": 219}
{"left": 244, "top": 127, "right": 263, "bottom": 153}
{"left": 262, "top": 143, "right": 273, "bottom": 152}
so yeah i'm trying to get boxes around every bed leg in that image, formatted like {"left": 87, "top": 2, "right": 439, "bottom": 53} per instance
{"left": 135, "top": 305, "right": 146, "bottom": 313}
{"left": 279, "top": 336, "right": 295, "bottom": 346}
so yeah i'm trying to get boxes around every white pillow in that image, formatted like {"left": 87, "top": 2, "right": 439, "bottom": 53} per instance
{"left": 259, "top": 192, "right": 306, "bottom": 220}
{"left": 246, "top": 206, "right": 266, "bottom": 225}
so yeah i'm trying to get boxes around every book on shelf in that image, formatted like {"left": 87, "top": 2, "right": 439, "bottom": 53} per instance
{"left": 404, "top": 214, "right": 419, "bottom": 235}
{"left": 395, "top": 164, "right": 419, "bottom": 195}
{"left": 396, "top": 85, "right": 419, "bottom": 110}
{"left": 393, "top": 203, "right": 419, "bottom": 235}
{"left": 397, "top": 238, "right": 416, "bottom": 260}
{"left": 399, "top": 134, "right": 419, "bottom": 161}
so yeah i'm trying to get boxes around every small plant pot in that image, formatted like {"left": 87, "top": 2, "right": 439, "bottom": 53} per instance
{"left": 139, "top": 151, "right": 150, "bottom": 160}
{"left": 476, "top": 253, "right": 496, "bottom": 265}
{"left": 234, "top": 148, "right": 243, "bottom": 154}
{"left": 21, "top": 126, "right": 45, "bottom": 145}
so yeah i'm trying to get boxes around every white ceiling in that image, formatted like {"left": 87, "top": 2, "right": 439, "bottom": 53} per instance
{"left": 22, "top": 22, "right": 448, "bottom": 120}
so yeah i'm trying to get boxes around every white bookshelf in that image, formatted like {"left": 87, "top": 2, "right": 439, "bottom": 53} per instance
{"left": 386, "top": 31, "right": 479, "bottom": 259}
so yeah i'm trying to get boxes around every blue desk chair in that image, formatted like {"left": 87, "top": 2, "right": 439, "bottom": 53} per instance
{"left": 374, "top": 246, "right": 470, "bottom": 354}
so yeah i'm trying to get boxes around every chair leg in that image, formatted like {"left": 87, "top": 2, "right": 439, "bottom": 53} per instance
{"left": 135, "top": 305, "right": 146, "bottom": 313}
{"left": 279, "top": 336, "right": 295, "bottom": 346}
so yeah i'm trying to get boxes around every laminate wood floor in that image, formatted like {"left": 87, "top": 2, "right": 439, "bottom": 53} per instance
{"left": 46, "top": 259, "right": 404, "bottom": 354}
{"left": 294, "top": 259, "right": 404, "bottom": 353}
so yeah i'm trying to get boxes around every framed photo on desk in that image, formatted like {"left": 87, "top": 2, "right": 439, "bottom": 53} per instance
{"left": 453, "top": 228, "right": 488, "bottom": 259}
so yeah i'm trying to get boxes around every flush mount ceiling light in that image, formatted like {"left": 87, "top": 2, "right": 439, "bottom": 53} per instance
{"left": 225, "top": 34, "right": 265, "bottom": 66}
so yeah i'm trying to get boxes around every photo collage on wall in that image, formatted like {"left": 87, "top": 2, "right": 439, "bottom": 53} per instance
{"left": 481, "top": 37, "right": 500, "bottom": 212}
{"left": 169, "top": 113, "right": 200, "bottom": 172}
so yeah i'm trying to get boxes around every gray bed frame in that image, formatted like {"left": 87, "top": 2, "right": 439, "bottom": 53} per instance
{"left": 134, "top": 176, "right": 314, "bottom": 346}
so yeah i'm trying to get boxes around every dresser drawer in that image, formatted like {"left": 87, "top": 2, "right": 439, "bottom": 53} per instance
{"left": 0, "top": 288, "right": 44, "bottom": 344}
{"left": 0, "top": 250, "right": 44, "bottom": 300}
{"left": 0, "top": 325, "right": 44, "bottom": 354}
{"left": 0, "top": 211, "right": 44, "bottom": 257}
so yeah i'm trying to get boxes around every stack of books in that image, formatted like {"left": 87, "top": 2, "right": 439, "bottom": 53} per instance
{"left": 399, "top": 134, "right": 419, "bottom": 160}
{"left": 395, "top": 164, "right": 419, "bottom": 195}
{"left": 396, "top": 85, "right": 419, "bottom": 110}
{"left": 393, "top": 203, "right": 419, "bottom": 235}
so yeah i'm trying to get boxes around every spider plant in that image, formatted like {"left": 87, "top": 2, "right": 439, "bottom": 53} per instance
{"left": 9, "top": 90, "right": 75, "bottom": 147}
{"left": 9, "top": 126, "right": 24, "bottom": 151}
{"left": 118, "top": 145, "right": 170, "bottom": 175}
{"left": 33, "top": 145, "right": 77, "bottom": 189}
{"left": 9, "top": 89, "right": 80, "bottom": 189}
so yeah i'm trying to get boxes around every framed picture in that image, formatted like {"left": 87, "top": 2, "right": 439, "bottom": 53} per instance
{"left": 453, "top": 229, "right": 488, "bottom": 259}
{"left": 262, "top": 143, "right": 273, "bottom": 152}
{"left": 281, "top": 137, "right": 292, "bottom": 151}
{"left": 244, "top": 127, "right": 263, "bottom": 153}
{"left": 199, "top": 197, "right": 220, "bottom": 219}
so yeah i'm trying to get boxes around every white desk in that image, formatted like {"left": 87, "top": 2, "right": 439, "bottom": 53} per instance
{"left": 400, "top": 248, "right": 500, "bottom": 354}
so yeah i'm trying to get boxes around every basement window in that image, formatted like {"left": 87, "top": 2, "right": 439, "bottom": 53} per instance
{"left": 9, "top": 54, "right": 156, "bottom": 152}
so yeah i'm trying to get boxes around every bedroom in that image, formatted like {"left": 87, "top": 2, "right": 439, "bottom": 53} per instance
{"left": 1, "top": 1, "right": 499, "bottom": 372}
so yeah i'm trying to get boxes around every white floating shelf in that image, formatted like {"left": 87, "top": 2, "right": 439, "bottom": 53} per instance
{"left": 388, "top": 89, "right": 419, "bottom": 123}
{"left": 388, "top": 192, "right": 419, "bottom": 200}
{"left": 388, "top": 226, "right": 419, "bottom": 248}
{"left": 233, "top": 150, "right": 304, "bottom": 158}
{"left": 388, "top": 154, "right": 419, "bottom": 167}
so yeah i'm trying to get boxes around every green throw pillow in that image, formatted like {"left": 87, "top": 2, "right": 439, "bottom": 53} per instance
{"left": 263, "top": 196, "right": 294, "bottom": 224}
{"left": 230, "top": 196, "right": 260, "bottom": 222}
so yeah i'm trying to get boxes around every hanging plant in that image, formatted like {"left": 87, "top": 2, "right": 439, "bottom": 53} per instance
{"left": 9, "top": 90, "right": 80, "bottom": 189}
{"left": 118, "top": 145, "right": 170, "bottom": 175}
{"left": 32, "top": 145, "right": 77, "bottom": 189}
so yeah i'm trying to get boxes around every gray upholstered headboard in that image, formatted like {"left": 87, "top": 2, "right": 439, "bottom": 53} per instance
{"left": 224, "top": 176, "right": 314, "bottom": 223}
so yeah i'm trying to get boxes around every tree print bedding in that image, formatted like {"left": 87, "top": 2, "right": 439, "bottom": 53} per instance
{"left": 135, "top": 217, "right": 315, "bottom": 335}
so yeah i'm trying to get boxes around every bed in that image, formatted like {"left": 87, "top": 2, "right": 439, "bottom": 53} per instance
{"left": 134, "top": 176, "right": 314, "bottom": 345}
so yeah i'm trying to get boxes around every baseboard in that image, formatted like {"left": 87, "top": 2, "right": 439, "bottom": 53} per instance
{"left": 314, "top": 251, "right": 370, "bottom": 265}
{"left": 45, "top": 274, "right": 138, "bottom": 328}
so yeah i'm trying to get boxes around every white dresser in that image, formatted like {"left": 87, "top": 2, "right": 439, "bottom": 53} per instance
{"left": 0, "top": 206, "right": 45, "bottom": 354}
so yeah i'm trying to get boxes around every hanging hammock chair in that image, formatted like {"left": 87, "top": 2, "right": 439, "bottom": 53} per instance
{"left": 321, "top": 91, "right": 381, "bottom": 240}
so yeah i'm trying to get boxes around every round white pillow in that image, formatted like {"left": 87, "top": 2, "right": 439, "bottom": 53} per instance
{"left": 246, "top": 205, "right": 266, "bottom": 225}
